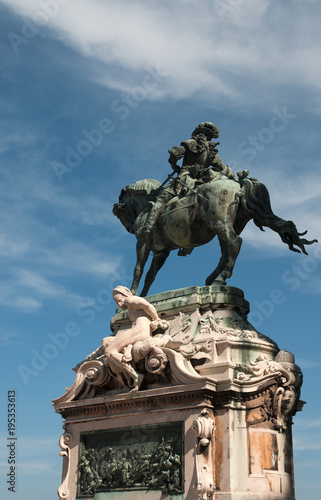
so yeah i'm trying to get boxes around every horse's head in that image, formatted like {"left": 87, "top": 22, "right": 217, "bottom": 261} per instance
{"left": 113, "top": 179, "right": 161, "bottom": 234}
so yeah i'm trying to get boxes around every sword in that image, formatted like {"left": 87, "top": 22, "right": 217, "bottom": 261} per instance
{"left": 149, "top": 169, "right": 207, "bottom": 203}
{"left": 158, "top": 171, "right": 177, "bottom": 189}
{"left": 146, "top": 171, "right": 178, "bottom": 202}
{"left": 174, "top": 176, "right": 208, "bottom": 202}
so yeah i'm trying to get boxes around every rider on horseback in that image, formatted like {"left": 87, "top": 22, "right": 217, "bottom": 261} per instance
{"left": 138, "top": 122, "right": 237, "bottom": 239}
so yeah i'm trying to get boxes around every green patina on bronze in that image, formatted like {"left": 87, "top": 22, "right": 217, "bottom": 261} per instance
{"left": 113, "top": 122, "right": 317, "bottom": 297}
{"left": 77, "top": 422, "right": 184, "bottom": 497}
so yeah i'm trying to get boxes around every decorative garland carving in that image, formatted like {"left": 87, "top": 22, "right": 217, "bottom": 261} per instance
{"left": 206, "top": 313, "right": 277, "bottom": 345}
{"left": 58, "top": 432, "right": 72, "bottom": 500}
{"left": 192, "top": 409, "right": 215, "bottom": 499}
{"left": 236, "top": 350, "right": 302, "bottom": 432}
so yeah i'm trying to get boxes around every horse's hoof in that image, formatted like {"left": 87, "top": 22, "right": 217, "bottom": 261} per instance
{"left": 214, "top": 277, "right": 227, "bottom": 285}
{"left": 205, "top": 276, "right": 227, "bottom": 286}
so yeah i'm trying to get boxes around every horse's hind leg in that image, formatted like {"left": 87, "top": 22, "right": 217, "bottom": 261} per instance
{"left": 205, "top": 237, "right": 228, "bottom": 284}
{"left": 205, "top": 221, "right": 242, "bottom": 285}
{"left": 222, "top": 226, "right": 242, "bottom": 280}
{"left": 140, "top": 250, "right": 170, "bottom": 297}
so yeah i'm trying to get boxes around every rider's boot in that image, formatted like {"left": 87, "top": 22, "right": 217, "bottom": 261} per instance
{"left": 139, "top": 200, "right": 166, "bottom": 238}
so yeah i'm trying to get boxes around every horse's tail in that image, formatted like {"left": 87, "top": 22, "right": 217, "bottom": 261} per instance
{"left": 239, "top": 173, "right": 317, "bottom": 254}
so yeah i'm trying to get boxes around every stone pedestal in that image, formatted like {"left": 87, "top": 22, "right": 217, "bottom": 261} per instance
{"left": 53, "top": 285, "right": 303, "bottom": 500}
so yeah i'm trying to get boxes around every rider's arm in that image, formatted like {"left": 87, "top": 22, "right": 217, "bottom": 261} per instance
{"left": 168, "top": 145, "right": 186, "bottom": 161}
{"left": 168, "top": 145, "right": 187, "bottom": 172}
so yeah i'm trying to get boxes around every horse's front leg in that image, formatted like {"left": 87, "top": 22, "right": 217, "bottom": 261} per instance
{"left": 131, "top": 238, "right": 150, "bottom": 295}
{"left": 140, "top": 250, "right": 170, "bottom": 297}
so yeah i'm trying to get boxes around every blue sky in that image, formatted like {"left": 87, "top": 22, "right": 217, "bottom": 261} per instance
{"left": 0, "top": 1, "right": 320, "bottom": 498}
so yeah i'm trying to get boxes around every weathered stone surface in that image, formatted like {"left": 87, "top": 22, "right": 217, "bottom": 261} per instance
{"left": 53, "top": 285, "right": 302, "bottom": 499}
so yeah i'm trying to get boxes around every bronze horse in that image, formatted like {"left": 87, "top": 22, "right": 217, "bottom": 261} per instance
{"left": 113, "top": 173, "right": 317, "bottom": 296}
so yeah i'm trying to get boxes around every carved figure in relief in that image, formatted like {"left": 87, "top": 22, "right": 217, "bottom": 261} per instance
{"left": 53, "top": 293, "right": 212, "bottom": 401}
{"left": 102, "top": 286, "right": 169, "bottom": 391}
{"left": 78, "top": 432, "right": 183, "bottom": 496}
{"left": 78, "top": 450, "right": 103, "bottom": 494}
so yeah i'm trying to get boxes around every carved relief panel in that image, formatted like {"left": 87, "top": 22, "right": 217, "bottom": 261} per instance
{"left": 77, "top": 422, "right": 184, "bottom": 497}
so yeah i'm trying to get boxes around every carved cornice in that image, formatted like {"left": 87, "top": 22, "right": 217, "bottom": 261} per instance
{"left": 54, "top": 382, "right": 217, "bottom": 421}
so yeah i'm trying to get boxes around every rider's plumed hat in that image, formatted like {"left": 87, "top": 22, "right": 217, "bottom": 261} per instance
{"left": 192, "top": 122, "right": 220, "bottom": 140}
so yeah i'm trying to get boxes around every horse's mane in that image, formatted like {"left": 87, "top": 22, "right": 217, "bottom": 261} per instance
{"left": 125, "top": 178, "right": 161, "bottom": 194}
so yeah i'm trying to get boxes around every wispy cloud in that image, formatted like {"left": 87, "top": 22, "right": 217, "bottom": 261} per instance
{"left": 15, "top": 269, "right": 84, "bottom": 305}
{"left": 293, "top": 434, "right": 321, "bottom": 451}
{"left": 294, "top": 417, "right": 321, "bottom": 430}
{"left": 241, "top": 167, "right": 321, "bottom": 253}
{"left": 2, "top": 0, "right": 321, "bottom": 106}
{"left": 296, "top": 358, "right": 321, "bottom": 369}
{"left": 0, "top": 156, "right": 123, "bottom": 313}
{"left": 0, "top": 433, "right": 59, "bottom": 475}
{"left": 295, "top": 460, "right": 321, "bottom": 470}
{"left": 0, "top": 331, "right": 21, "bottom": 346}
{"left": 0, "top": 257, "right": 125, "bottom": 312}
{"left": 0, "top": 286, "right": 42, "bottom": 312}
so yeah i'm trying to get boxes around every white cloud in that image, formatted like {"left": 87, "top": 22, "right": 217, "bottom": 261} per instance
{"left": 293, "top": 434, "right": 321, "bottom": 451}
{"left": 295, "top": 358, "right": 321, "bottom": 369}
{"left": 2, "top": 0, "right": 321, "bottom": 105}
{"left": 0, "top": 433, "right": 59, "bottom": 475}
{"left": 298, "top": 274, "right": 321, "bottom": 295}
{"left": 239, "top": 167, "right": 321, "bottom": 253}
{"left": 0, "top": 159, "right": 124, "bottom": 313}
{"left": 15, "top": 269, "right": 84, "bottom": 303}
{"left": 17, "top": 461, "right": 58, "bottom": 474}
{"left": 17, "top": 269, "right": 67, "bottom": 295}
{"left": 0, "top": 331, "right": 20, "bottom": 346}
{"left": 0, "top": 233, "right": 31, "bottom": 258}
{"left": 295, "top": 460, "right": 321, "bottom": 469}
{"left": 0, "top": 286, "right": 42, "bottom": 311}
{"left": 41, "top": 241, "right": 122, "bottom": 278}
{"left": 0, "top": 259, "right": 125, "bottom": 312}
{"left": 294, "top": 417, "right": 321, "bottom": 430}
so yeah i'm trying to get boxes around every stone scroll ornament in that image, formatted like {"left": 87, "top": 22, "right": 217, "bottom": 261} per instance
{"left": 236, "top": 350, "right": 303, "bottom": 432}
{"left": 57, "top": 432, "right": 73, "bottom": 500}
{"left": 53, "top": 286, "right": 212, "bottom": 403}
{"left": 192, "top": 409, "right": 215, "bottom": 499}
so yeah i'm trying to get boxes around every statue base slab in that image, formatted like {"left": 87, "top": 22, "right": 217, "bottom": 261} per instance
{"left": 53, "top": 285, "right": 302, "bottom": 500}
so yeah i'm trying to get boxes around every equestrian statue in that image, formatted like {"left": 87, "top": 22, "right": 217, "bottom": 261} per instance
{"left": 113, "top": 122, "right": 317, "bottom": 296}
